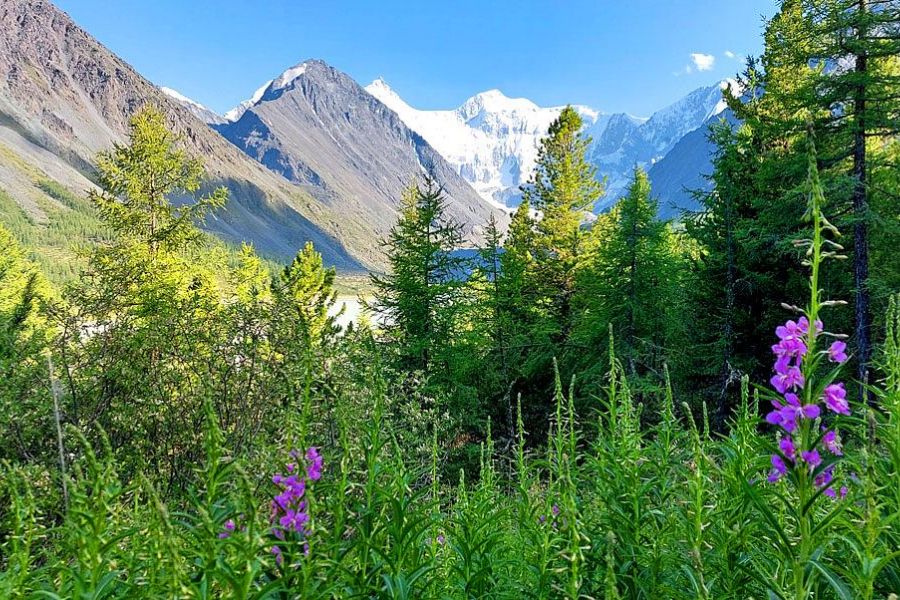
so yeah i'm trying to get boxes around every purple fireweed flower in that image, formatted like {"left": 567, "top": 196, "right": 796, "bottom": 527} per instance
{"left": 764, "top": 307, "right": 849, "bottom": 499}
{"left": 774, "top": 355, "right": 791, "bottom": 375}
{"left": 768, "top": 454, "right": 788, "bottom": 483}
{"left": 767, "top": 394, "right": 819, "bottom": 433}
{"left": 771, "top": 367, "right": 804, "bottom": 394}
{"left": 796, "top": 317, "right": 823, "bottom": 336}
{"left": 785, "top": 393, "right": 820, "bottom": 420}
{"left": 551, "top": 504, "right": 560, "bottom": 517}
{"left": 436, "top": 534, "right": 446, "bottom": 545}
{"left": 822, "top": 430, "right": 842, "bottom": 455}
{"left": 306, "top": 447, "right": 323, "bottom": 481}
{"left": 766, "top": 400, "right": 799, "bottom": 433}
{"left": 777, "top": 319, "right": 804, "bottom": 341}
{"left": 814, "top": 466, "right": 834, "bottom": 489}
{"left": 773, "top": 338, "right": 807, "bottom": 361}
{"left": 823, "top": 383, "right": 850, "bottom": 415}
{"left": 779, "top": 437, "right": 796, "bottom": 461}
{"left": 801, "top": 403, "right": 821, "bottom": 419}
{"left": 827, "top": 341, "right": 848, "bottom": 364}
{"left": 801, "top": 449, "right": 822, "bottom": 469}
{"left": 219, "top": 519, "right": 236, "bottom": 539}
{"left": 822, "top": 479, "right": 847, "bottom": 500}
{"left": 270, "top": 447, "right": 322, "bottom": 561}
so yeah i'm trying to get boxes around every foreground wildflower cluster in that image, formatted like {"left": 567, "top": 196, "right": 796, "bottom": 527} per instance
{"left": 765, "top": 315, "right": 849, "bottom": 499}
{"left": 270, "top": 447, "right": 323, "bottom": 562}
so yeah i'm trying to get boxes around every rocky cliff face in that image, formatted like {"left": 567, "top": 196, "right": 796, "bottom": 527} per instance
{"left": 215, "top": 61, "right": 503, "bottom": 242}
{"left": 648, "top": 108, "right": 738, "bottom": 219}
{"left": 0, "top": 0, "right": 386, "bottom": 270}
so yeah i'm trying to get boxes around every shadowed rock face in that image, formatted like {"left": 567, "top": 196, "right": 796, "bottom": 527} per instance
{"left": 0, "top": 0, "right": 387, "bottom": 270}
{"left": 648, "top": 109, "right": 740, "bottom": 220}
{"left": 215, "top": 60, "right": 504, "bottom": 244}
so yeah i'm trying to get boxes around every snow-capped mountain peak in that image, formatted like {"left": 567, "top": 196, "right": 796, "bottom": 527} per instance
{"left": 160, "top": 86, "right": 205, "bottom": 109}
{"left": 367, "top": 77, "right": 401, "bottom": 102}
{"left": 366, "top": 78, "right": 611, "bottom": 208}
{"left": 458, "top": 89, "right": 541, "bottom": 119}
{"left": 224, "top": 60, "right": 321, "bottom": 122}
{"left": 366, "top": 78, "right": 727, "bottom": 211}
{"left": 224, "top": 79, "right": 272, "bottom": 121}
{"left": 271, "top": 63, "right": 309, "bottom": 91}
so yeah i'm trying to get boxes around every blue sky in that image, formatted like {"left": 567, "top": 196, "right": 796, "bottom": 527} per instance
{"left": 54, "top": 0, "right": 776, "bottom": 117}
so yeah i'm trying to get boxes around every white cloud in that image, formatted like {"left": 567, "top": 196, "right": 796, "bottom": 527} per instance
{"left": 724, "top": 50, "right": 736, "bottom": 59}
{"left": 691, "top": 53, "right": 716, "bottom": 71}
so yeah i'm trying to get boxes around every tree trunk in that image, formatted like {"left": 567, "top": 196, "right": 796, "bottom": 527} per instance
{"left": 718, "top": 190, "right": 737, "bottom": 425}
{"left": 852, "top": 0, "right": 872, "bottom": 403}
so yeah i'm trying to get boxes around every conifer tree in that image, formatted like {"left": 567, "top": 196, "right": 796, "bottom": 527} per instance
{"left": 521, "top": 107, "right": 604, "bottom": 339}
{"left": 500, "top": 200, "right": 539, "bottom": 335}
{"left": 62, "top": 107, "right": 235, "bottom": 486}
{"left": 683, "top": 122, "right": 772, "bottom": 420}
{"left": 89, "top": 107, "right": 226, "bottom": 258}
{"left": 466, "top": 215, "right": 517, "bottom": 437}
{"left": 370, "top": 178, "right": 466, "bottom": 375}
{"left": 737, "top": 0, "right": 900, "bottom": 395}
{"left": 0, "top": 224, "right": 53, "bottom": 462}
{"left": 274, "top": 241, "right": 340, "bottom": 350}
{"left": 577, "top": 168, "right": 679, "bottom": 387}
{"left": 231, "top": 243, "right": 273, "bottom": 305}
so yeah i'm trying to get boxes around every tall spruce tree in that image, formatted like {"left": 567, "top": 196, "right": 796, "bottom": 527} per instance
{"left": 370, "top": 178, "right": 466, "bottom": 376}
{"left": 495, "top": 108, "right": 605, "bottom": 433}
{"left": 274, "top": 241, "right": 341, "bottom": 350}
{"left": 62, "top": 107, "right": 236, "bottom": 486}
{"left": 89, "top": 107, "right": 226, "bottom": 258}
{"left": 684, "top": 121, "right": 774, "bottom": 421}
{"left": 0, "top": 224, "right": 53, "bottom": 463}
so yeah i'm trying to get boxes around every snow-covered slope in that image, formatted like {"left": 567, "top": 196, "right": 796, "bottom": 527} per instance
{"left": 366, "top": 78, "right": 599, "bottom": 208}
{"left": 224, "top": 80, "right": 273, "bottom": 122}
{"left": 367, "top": 78, "right": 736, "bottom": 212}
{"left": 159, "top": 86, "right": 227, "bottom": 125}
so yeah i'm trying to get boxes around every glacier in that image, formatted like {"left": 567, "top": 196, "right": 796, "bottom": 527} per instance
{"left": 366, "top": 78, "right": 736, "bottom": 212}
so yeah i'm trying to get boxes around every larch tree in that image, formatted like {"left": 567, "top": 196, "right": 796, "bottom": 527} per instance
{"left": 747, "top": 0, "right": 900, "bottom": 396}
{"left": 580, "top": 167, "right": 679, "bottom": 384}
{"left": 521, "top": 106, "right": 605, "bottom": 341}
{"left": 369, "top": 177, "right": 466, "bottom": 376}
